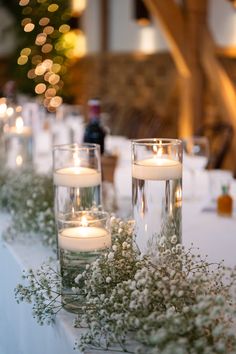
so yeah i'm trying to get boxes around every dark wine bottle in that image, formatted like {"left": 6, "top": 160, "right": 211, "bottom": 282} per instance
{"left": 83, "top": 98, "right": 106, "bottom": 154}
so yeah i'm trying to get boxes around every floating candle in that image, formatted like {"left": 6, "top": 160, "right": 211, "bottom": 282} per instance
{"left": 58, "top": 226, "right": 111, "bottom": 252}
{"left": 132, "top": 157, "right": 182, "bottom": 180}
{"left": 53, "top": 166, "right": 101, "bottom": 187}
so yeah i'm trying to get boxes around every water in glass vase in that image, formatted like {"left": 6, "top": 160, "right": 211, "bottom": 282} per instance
{"left": 132, "top": 177, "right": 182, "bottom": 254}
{"left": 55, "top": 184, "right": 101, "bottom": 215}
{"left": 59, "top": 248, "right": 103, "bottom": 312}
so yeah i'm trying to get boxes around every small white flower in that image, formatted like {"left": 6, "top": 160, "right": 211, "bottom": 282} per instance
{"left": 108, "top": 252, "right": 114, "bottom": 260}
{"left": 75, "top": 274, "right": 83, "bottom": 283}
{"left": 171, "top": 235, "right": 177, "bottom": 244}
{"left": 122, "top": 242, "right": 128, "bottom": 249}
{"left": 106, "top": 276, "right": 112, "bottom": 284}
{"left": 112, "top": 245, "right": 117, "bottom": 252}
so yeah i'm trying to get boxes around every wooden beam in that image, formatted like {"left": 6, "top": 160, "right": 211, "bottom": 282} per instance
{"left": 143, "top": 0, "right": 191, "bottom": 77}
{"left": 216, "top": 46, "right": 236, "bottom": 58}
{"left": 201, "top": 28, "right": 236, "bottom": 172}
{"left": 100, "top": 0, "right": 109, "bottom": 52}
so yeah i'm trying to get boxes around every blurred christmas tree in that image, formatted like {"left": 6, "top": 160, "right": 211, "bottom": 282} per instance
{"left": 3, "top": 0, "right": 74, "bottom": 110}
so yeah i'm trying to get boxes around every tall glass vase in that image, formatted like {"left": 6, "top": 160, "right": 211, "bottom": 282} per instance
{"left": 4, "top": 115, "right": 33, "bottom": 169}
{"left": 132, "top": 138, "right": 183, "bottom": 254}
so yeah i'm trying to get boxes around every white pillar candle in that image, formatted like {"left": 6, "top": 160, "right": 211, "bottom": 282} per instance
{"left": 132, "top": 157, "right": 182, "bottom": 180}
{"left": 59, "top": 226, "right": 111, "bottom": 252}
{"left": 54, "top": 166, "right": 101, "bottom": 187}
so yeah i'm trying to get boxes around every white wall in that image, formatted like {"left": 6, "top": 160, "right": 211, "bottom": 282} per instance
{"left": 82, "top": 0, "right": 101, "bottom": 53}
{"left": 209, "top": 0, "right": 236, "bottom": 46}
{"left": 109, "top": 0, "right": 168, "bottom": 53}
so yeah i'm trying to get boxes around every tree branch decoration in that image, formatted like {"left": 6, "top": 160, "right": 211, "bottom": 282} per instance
{"left": 15, "top": 217, "right": 236, "bottom": 354}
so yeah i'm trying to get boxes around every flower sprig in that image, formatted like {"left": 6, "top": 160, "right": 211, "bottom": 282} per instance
{"left": 0, "top": 167, "right": 56, "bottom": 246}
{"left": 15, "top": 217, "right": 236, "bottom": 354}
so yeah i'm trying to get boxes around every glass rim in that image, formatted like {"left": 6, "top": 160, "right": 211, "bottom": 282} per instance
{"left": 131, "top": 138, "right": 182, "bottom": 147}
{"left": 57, "top": 210, "right": 109, "bottom": 224}
{"left": 53, "top": 143, "right": 100, "bottom": 152}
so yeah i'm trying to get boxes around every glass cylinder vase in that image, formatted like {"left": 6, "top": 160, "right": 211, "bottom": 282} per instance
{"left": 3, "top": 114, "right": 33, "bottom": 169}
{"left": 132, "top": 138, "right": 183, "bottom": 254}
{"left": 57, "top": 210, "right": 111, "bottom": 312}
{"left": 53, "top": 143, "right": 102, "bottom": 219}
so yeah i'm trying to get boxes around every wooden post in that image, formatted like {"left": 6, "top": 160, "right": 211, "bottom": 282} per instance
{"left": 181, "top": 0, "right": 208, "bottom": 134}
{"left": 100, "top": 0, "right": 109, "bottom": 52}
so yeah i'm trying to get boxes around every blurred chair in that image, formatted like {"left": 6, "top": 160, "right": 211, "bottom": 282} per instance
{"left": 197, "top": 122, "right": 233, "bottom": 169}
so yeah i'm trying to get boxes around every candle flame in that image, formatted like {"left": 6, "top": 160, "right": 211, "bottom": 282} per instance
{"left": 81, "top": 215, "right": 88, "bottom": 227}
{"left": 16, "top": 116, "right": 24, "bottom": 132}
{"left": 6, "top": 107, "right": 14, "bottom": 117}
{"left": 16, "top": 155, "right": 23, "bottom": 166}
{"left": 0, "top": 103, "right": 7, "bottom": 118}
{"left": 73, "top": 151, "right": 80, "bottom": 167}
{"left": 153, "top": 141, "right": 163, "bottom": 158}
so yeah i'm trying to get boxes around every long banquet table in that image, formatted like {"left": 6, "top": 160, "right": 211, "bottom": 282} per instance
{"left": 1, "top": 189, "right": 236, "bottom": 354}
{"left": 0, "top": 135, "right": 236, "bottom": 353}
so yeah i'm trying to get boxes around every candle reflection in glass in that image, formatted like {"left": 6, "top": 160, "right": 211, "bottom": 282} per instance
{"left": 132, "top": 139, "right": 183, "bottom": 254}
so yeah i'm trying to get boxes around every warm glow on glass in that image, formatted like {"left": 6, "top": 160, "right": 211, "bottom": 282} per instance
{"left": 6, "top": 107, "right": 14, "bottom": 117}
{"left": 0, "top": 100, "right": 7, "bottom": 118}
{"left": 16, "top": 117, "right": 24, "bottom": 132}
{"left": 16, "top": 155, "right": 23, "bottom": 166}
